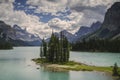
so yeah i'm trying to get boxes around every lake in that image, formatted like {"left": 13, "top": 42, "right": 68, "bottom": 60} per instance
{"left": 0, "top": 47, "right": 119, "bottom": 80}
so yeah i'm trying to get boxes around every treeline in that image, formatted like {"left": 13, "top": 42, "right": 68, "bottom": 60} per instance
{"left": 0, "top": 31, "right": 13, "bottom": 49}
{"left": 0, "top": 41, "right": 13, "bottom": 49}
{"left": 72, "top": 39, "right": 120, "bottom": 53}
{"left": 112, "top": 63, "right": 120, "bottom": 77}
{"left": 40, "top": 32, "right": 70, "bottom": 63}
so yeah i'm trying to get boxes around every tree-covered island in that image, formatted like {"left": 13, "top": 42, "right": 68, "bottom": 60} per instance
{"left": 40, "top": 31, "right": 70, "bottom": 63}
{"left": 32, "top": 31, "right": 120, "bottom": 77}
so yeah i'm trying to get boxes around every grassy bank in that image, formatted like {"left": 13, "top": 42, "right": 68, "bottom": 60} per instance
{"left": 32, "top": 58, "right": 120, "bottom": 73}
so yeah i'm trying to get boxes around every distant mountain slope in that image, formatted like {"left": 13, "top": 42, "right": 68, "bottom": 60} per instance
{"left": 46, "top": 21, "right": 101, "bottom": 43}
{"left": 0, "top": 21, "right": 41, "bottom": 46}
{"left": 0, "top": 21, "right": 14, "bottom": 49}
{"left": 0, "top": 21, "right": 16, "bottom": 40}
{"left": 86, "top": 2, "right": 120, "bottom": 40}
{"left": 13, "top": 25, "right": 41, "bottom": 46}
{"left": 13, "top": 25, "right": 41, "bottom": 42}
{"left": 71, "top": 2, "right": 120, "bottom": 53}
{"left": 75, "top": 21, "right": 101, "bottom": 41}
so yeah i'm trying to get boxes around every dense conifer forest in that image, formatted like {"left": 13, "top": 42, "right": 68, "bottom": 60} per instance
{"left": 40, "top": 31, "right": 70, "bottom": 63}
{"left": 72, "top": 39, "right": 120, "bottom": 53}
{"left": 0, "top": 29, "right": 13, "bottom": 49}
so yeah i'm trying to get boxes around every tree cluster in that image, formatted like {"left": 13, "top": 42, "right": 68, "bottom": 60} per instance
{"left": 0, "top": 32, "right": 13, "bottom": 49}
{"left": 112, "top": 63, "right": 119, "bottom": 76}
{"left": 40, "top": 32, "right": 70, "bottom": 63}
{"left": 72, "top": 39, "right": 120, "bottom": 53}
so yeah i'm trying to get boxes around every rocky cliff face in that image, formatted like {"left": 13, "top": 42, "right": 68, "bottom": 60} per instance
{"left": 87, "top": 2, "right": 120, "bottom": 40}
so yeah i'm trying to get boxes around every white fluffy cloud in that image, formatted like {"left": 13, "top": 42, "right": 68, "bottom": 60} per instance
{"left": 26, "top": 0, "right": 120, "bottom": 28}
{"left": 27, "top": 0, "right": 68, "bottom": 15}
{"left": 26, "top": 0, "right": 120, "bottom": 15}
{"left": 48, "top": 18, "right": 79, "bottom": 33}
{"left": 0, "top": 0, "right": 14, "bottom": 3}
{"left": 0, "top": 0, "right": 52, "bottom": 38}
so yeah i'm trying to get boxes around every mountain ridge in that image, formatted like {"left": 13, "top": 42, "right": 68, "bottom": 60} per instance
{"left": 85, "top": 2, "right": 120, "bottom": 40}
{"left": 0, "top": 21, "right": 41, "bottom": 46}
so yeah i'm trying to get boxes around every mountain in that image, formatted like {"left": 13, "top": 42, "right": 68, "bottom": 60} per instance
{"left": 86, "top": 2, "right": 120, "bottom": 40}
{"left": 0, "top": 21, "right": 14, "bottom": 49}
{"left": 46, "top": 21, "right": 101, "bottom": 43}
{"left": 0, "top": 21, "right": 16, "bottom": 40}
{"left": 0, "top": 21, "right": 41, "bottom": 46}
{"left": 13, "top": 25, "right": 41, "bottom": 42}
{"left": 75, "top": 21, "right": 101, "bottom": 41}
{"left": 13, "top": 25, "right": 41, "bottom": 46}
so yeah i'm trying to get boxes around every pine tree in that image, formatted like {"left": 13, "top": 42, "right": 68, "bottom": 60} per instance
{"left": 40, "top": 30, "right": 70, "bottom": 63}
{"left": 40, "top": 44, "right": 43, "bottom": 58}
{"left": 112, "top": 63, "right": 119, "bottom": 76}
{"left": 42, "top": 38, "right": 47, "bottom": 57}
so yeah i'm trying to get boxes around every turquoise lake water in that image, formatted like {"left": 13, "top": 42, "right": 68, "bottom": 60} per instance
{"left": 0, "top": 47, "right": 119, "bottom": 80}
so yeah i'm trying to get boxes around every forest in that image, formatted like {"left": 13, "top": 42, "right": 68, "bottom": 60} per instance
{"left": 72, "top": 39, "right": 120, "bottom": 53}
{"left": 40, "top": 31, "right": 70, "bottom": 63}
{"left": 0, "top": 30, "right": 13, "bottom": 49}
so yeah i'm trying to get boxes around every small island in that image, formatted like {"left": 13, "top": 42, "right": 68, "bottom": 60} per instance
{"left": 33, "top": 31, "right": 120, "bottom": 76}
{"left": 32, "top": 58, "right": 120, "bottom": 73}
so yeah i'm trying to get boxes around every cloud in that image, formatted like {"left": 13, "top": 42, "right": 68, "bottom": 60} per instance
{"left": 48, "top": 18, "right": 79, "bottom": 33}
{"left": 26, "top": 0, "right": 119, "bottom": 15}
{"left": 66, "top": 0, "right": 120, "bottom": 27}
{"left": 28, "top": 5, "right": 36, "bottom": 9}
{"left": 26, "top": 0, "right": 119, "bottom": 27}
{"left": 27, "top": 0, "right": 68, "bottom": 15}
{"left": 68, "top": 0, "right": 120, "bottom": 16}
{"left": 0, "top": 0, "right": 14, "bottom": 3}
{"left": 68, "top": 0, "right": 119, "bottom": 8}
{"left": 0, "top": 0, "right": 119, "bottom": 39}
{"left": 0, "top": 0, "right": 52, "bottom": 38}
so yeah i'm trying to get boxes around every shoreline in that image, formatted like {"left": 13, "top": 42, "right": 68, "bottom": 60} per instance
{"left": 32, "top": 58, "right": 120, "bottom": 74}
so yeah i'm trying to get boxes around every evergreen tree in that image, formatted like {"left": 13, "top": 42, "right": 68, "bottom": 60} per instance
{"left": 112, "top": 63, "right": 119, "bottom": 76}
{"left": 40, "top": 43, "right": 43, "bottom": 58}
{"left": 42, "top": 38, "right": 47, "bottom": 56}
{"left": 40, "top": 31, "right": 70, "bottom": 63}
{"left": 72, "top": 39, "right": 120, "bottom": 53}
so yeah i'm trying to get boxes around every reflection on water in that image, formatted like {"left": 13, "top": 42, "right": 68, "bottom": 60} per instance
{"left": 39, "top": 71, "right": 69, "bottom": 80}
{"left": 0, "top": 47, "right": 116, "bottom": 80}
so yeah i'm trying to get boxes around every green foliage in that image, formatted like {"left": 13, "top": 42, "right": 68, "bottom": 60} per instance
{"left": 40, "top": 31, "right": 70, "bottom": 63}
{"left": 42, "top": 39, "right": 47, "bottom": 56}
{"left": 112, "top": 63, "right": 119, "bottom": 76}
{"left": 0, "top": 34, "right": 13, "bottom": 49}
{"left": 0, "top": 41, "right": 13, "bottom": 49}
{"left": 72, "top": 39, "right": 120, "bottom": 53}
{"left": 33, "top": 58, "right": 118, "bottom": 72}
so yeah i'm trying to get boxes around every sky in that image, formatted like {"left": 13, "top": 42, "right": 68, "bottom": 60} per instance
{"left": 0, "top": 0, "right": 119, "bottom": 38}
